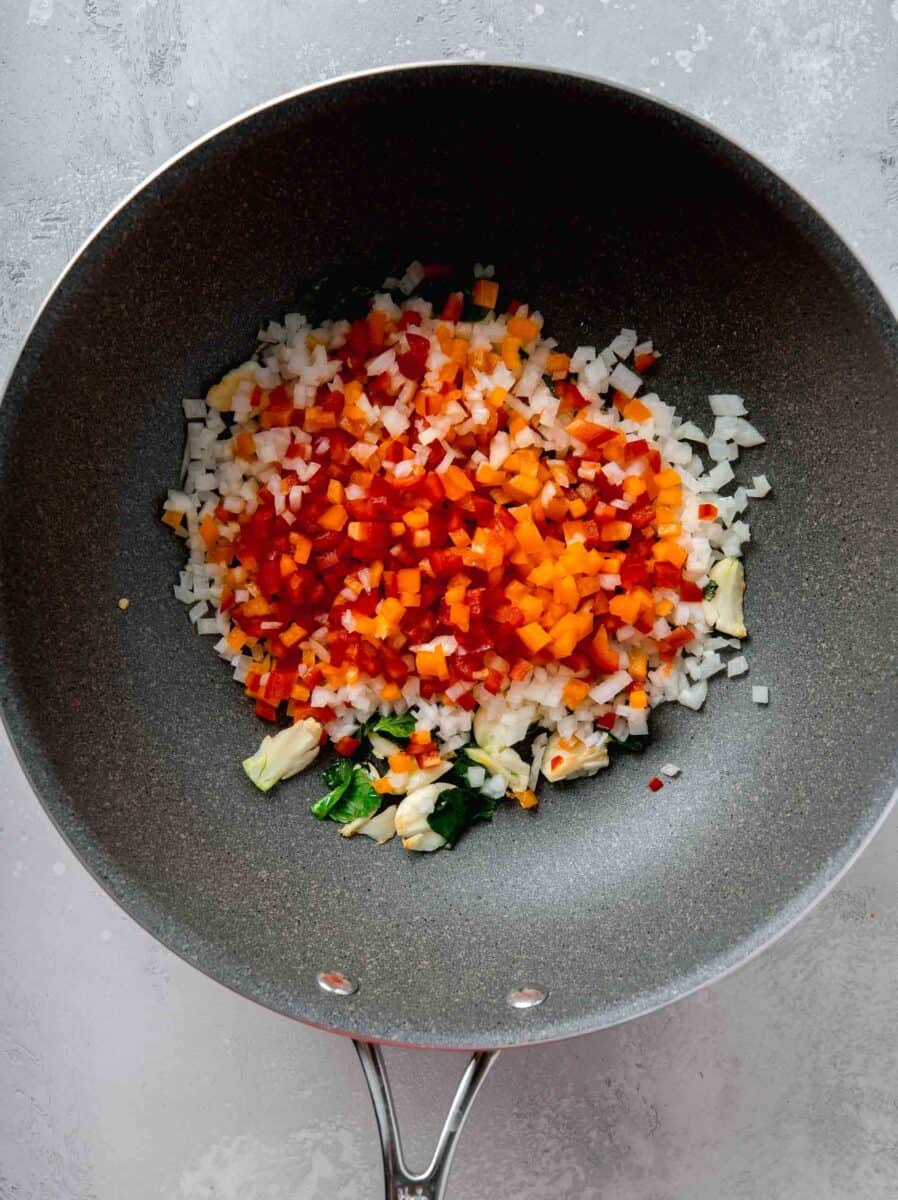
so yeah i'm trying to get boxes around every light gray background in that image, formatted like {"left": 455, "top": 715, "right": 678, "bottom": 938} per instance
{"left": 2, "top": 2, "right": 897, "bottom": 1197}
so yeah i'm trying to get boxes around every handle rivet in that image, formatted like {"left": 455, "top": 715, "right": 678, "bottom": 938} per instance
{"left": 507, "top": 986, "right": 547, "bottom": 1009}
{"left": 317, "top": 970, "right": 358, "bottom": 996}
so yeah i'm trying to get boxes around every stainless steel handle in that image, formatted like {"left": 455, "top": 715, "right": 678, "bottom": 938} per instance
{"left": 354, "top": 1039, "right": 500, "bottom": 1200}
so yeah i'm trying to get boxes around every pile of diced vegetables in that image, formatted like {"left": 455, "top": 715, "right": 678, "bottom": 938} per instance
{"left": 163, "top": 263, "right": 770, "bottom": 852}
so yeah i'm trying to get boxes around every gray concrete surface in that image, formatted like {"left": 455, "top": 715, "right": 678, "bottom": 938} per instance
{"left": 2, "top": 2, "right": 897, "bottom": 1197}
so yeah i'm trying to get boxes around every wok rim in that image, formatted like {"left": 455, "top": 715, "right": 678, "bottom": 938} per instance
{"left": 1, "top": 60, "right": 895, "bottom": 1050}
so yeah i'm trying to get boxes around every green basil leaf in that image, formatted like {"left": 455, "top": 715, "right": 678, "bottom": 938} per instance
{"left": 447, "top": 748, "right": 483, "bottom": 790}
{"left": 371, "top": 713, "right": 417, "bottom": 740}
{"left": 703, "top": 580, "right": 718, "bottom": 601}
{"left": 461, "top": 301, "right": 491, "bottom": 322}
{"left": 427, "top": 786, "right": 497, "bottom": 848}
{"left": 328, "top": 767, "right": 381, "bottom": 824}
{"left": 608, "top": 733, "right": 649, "bottom": 754}
{"left": 310, "top": 758, "right": 354, "bottom": 819}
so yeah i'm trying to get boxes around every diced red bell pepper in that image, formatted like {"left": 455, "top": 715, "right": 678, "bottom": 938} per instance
{"left": 346, "top": 319, "right": 370, "bottom": 359}
{"left": 254, "top": 699, "right": 279, "bottom": 722}
{"left": 482, "top": 668, "right": 504, "bottom": 695}
{"left": 258, "top": 558, "right": 282, "bottom": 599}
{"left": 268, "top": 384, "right": 292, "bottom": 412}
{"left": 629, "top": 504, "right": 656, "bottom": 530}
{"left": 621, "top": 560, "right": 650, "bottom": 588}
{"left": 397, "top": 350, "right": 427, "bottom": 381}
{"left": 653, "top": 561, "right": 682, "bottom": 589}
{"left": 679, "top": 580, "right": 704, "bottom": 603}
{"left": 441, "top": 292, "right": 464, "bottom": 321}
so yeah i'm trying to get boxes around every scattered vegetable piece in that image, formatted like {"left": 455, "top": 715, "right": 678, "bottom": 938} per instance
{"left": 244, "top": 718, "right": 323, "bottom": 793}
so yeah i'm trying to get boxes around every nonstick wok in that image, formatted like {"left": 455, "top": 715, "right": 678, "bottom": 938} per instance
{"left": 1, "top": 65, "right": 896, "bottom": 1198}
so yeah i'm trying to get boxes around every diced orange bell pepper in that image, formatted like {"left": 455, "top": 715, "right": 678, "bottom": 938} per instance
{"left": 449, "top": 602, "right": 471, "bottom": 631}
{"left": 592, "top": 624, "right": 619, "bottom": 673}
{"left": 501, "top": 336, "right": 522, "bottom": 371}
{"left": 515, "top": 521, "right": 545, "bottom": 555}
{"left": 472, "top": 278, "right": 499, "bottom": 309}
{"left": 234, "top": 431, "right": 256, "bottom": 459}
{"left": 415, "top": 646, "right": 449, "bottom": 679}
{"left": 622, "top": 476, "right": 647, "bottom": 500}
{"left": 513, "top": 789, "right": 539, "bottom": 810}
{"left": 654, "top": 540, "right": 687, "bottom": 568}
{"left": 441, "top": 465, "right": 475, "bottom": 500}
{"left": 599, "top": 520, "right": 633, "bottom": 542}
{"left": 319, "top": 504, "right": 348, "bottom": 531}
{"left": 628, "top": 650, "right": 648, "bottom": 680}
{"left": 563, "top": 679, "right": 591, "bottom": 708}
{"left": 518, "top": 622, "right": 551, "bottom": 654}
{"left": 291, "top": 534, "right": 312, "bottom": 565}
{"left": 397, "top": 567, "right": 421, "bottom": 594}
{"left": 609, "top": 592, "right": 641, "bottom": 624}
{"left": 507, "top": 315, "right": 539, "bottom": 342}
{"left": 622, "top": 399, "right": 652, "bottom": 422}
{"left": 199, "top": 514, "right": 219, "bottom": 547}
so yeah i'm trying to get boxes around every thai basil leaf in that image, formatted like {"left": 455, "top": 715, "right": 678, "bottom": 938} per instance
{"left": 461, "top": 301, "right": 491, "bottom": 322}
{"left": 327, "top": 767, "right": 380, "bottom": 825}
{"left": 427, "top": 786, "right": 497, "bottom": 848}
{"left": 447, "top": 748, "right": 484, "bottom": 790}
{"left": 370, "top": 712, "right": 417, "bottom": 740}
{"left": 310, "top": 758, "right": 354, "bottom": 819}
{"left": 607, "top": 733, "right": 649, "bottom": 754}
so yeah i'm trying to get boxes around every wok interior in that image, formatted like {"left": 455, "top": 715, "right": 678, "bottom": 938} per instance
{"left": 1, "top": 66, "right": 895, "bottom": 1048}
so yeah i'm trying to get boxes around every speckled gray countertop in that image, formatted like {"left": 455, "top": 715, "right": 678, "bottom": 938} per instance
{"left": 2, "top": 4, "right": 897, "bottom": 1198}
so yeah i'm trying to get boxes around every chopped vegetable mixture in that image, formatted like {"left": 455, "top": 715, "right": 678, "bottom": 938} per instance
{"left": 164, "top": 262, "right": 769, "bottom": 851}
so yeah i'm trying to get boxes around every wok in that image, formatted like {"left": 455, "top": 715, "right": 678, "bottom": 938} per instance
{"left": 1, "top": 64, "right": 896, "bottom": 1198}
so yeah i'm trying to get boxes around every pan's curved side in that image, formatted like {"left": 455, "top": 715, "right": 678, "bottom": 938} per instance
{"left": 0, "top": 63, "right": 896, "bottom": 1050}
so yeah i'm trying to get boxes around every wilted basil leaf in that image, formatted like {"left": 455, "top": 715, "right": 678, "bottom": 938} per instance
{"left": 310, "top": 759, "right": 354, "bottom": 819}
{"left": 427, "top": 786, "right": 497, "bottom": 848}
{"left": 371, "top": 713, "right": 417, "bottom": 740}
{"left": 607, "top": 733, "right": 649, "bottom": 754}
{"left": 447, "top": 748, "right": 484, "bottom": 789}
{"left": 328, "top": 768, "right": 380, "bottom": 824}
